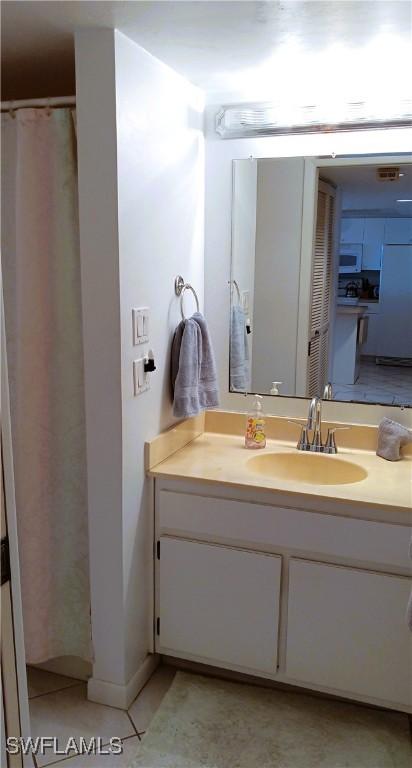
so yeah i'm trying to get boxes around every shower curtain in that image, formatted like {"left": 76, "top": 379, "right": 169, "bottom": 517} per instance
{"left": 1, "top": 108, "right": 91, "bottom": 663}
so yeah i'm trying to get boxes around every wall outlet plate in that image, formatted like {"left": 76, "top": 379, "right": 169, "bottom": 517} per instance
{"left": 133, "top": 358, "right": 150, "bottom": 395}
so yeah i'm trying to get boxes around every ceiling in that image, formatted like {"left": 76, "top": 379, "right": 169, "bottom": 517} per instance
{"left": 2, "top": 1, "right": 411, "bottom": 102}
{"left": 323, "top": 163, "right": 412, "bottom": 216}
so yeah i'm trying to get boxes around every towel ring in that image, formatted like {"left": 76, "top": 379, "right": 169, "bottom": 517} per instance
{"left": 175, "top": 275, "right": 200, "bottom": 320}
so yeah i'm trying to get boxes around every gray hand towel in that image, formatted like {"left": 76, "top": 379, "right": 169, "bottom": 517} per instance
{"left": 171, "top": 318, "right": 201, "bottom": 418}
{"left": 230, "top": 305, "right": 249, "bottom": 393}
{"left": 171, "top": 312, "right": 219, "bottom": 419}
{"left": 376, "top": 417, "right": 412, "bottom": 461}
{"left": 192, "top": 312, "right": 220, "bottom": 411}
{"left": 407, "top": 537, "right": 412, "bottom": 632}
{"left": 171, "top": 319, "right": 185, "bottom": 396}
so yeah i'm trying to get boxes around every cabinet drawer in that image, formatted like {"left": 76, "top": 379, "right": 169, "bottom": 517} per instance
{"left": 158, "top": 490, "right": 411, "bottom": 569}
{"left": 286, "top": 559, "right": 412, "bottom": 707}
{"left": 158, "top": 537, "right": 281, "bottom": 673}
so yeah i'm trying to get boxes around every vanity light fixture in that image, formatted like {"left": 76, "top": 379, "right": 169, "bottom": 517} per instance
{"left": 215, "top": 99, "right": 412, "bottom": 138}
{"left": 396, "top": 199, "right": 412, "bottom": 202}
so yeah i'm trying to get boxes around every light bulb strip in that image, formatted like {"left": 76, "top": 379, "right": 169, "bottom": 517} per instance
{"left": 216, "top": 99, "right": 412, "bottom": 138}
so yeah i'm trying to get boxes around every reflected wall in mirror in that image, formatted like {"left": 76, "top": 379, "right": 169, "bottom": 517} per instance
{"left": 230, "top": 157, "right": 412, "bottom": 407}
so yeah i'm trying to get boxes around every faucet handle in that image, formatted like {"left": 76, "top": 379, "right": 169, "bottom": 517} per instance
{"left": 324, "top": 426, "right": 350, "bottom": 454}
{"left": 323, "top": 382, "right": 333, "bottom": 400}
{"left": 287, "top": 420, "right": 311, "bottom": 451}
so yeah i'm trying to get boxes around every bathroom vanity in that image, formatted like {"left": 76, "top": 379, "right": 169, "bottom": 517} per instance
{"left": 147, "top": 412, "right": 412, "bottom": 714}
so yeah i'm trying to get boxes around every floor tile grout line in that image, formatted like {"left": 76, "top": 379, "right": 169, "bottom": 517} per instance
{"left": 29, "top": 682, "right": 84, "bottom": 701}
{"left": 30, "top": 679, "right": 140, "bottom": 716}
{"left": 126, "top": 709, "right": 139, "bottom": 736}
{"left": 30, "top": 666, "right": 170, "bottom": 765}
{"left": 33, "top": 733, "right": 142, "bottom": 768}
{"left": 126, "top": 664, "right": 174, "bottom": 735}
{"left": 332, "top": 359, "right": 412, "bottom": 406}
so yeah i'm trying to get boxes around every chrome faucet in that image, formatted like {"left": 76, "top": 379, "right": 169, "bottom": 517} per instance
{"left": 307, "top": 396, "right": 323, "bottom": 451}
{"left": 288, "top": 383, "right": 348, "bottom": 453}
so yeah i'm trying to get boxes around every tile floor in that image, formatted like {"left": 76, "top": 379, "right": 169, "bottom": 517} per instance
{"left": 26, "top": 665, "right": 412, "bottom": 767}
{"left": 27, "top": 664, "right": 176, "bottom": 767}
{"left": 333, "top": 358, "right": 412, "bottom": 406}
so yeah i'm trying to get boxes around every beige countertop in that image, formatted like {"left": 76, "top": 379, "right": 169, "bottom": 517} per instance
{"left": 148, "top": 429, "right": 412, "bottom": 517}
{"left": 336, "top": 305, "right": 367, "bottom": 315}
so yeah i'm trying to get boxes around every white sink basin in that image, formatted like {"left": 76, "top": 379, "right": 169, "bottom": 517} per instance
{"left": 247, "top": 452, "right": 368, "bottom": 486}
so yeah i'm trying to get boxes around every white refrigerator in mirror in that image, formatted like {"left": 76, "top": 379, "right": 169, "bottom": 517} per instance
{"left": 378, "top": 245, "right": 412, "bottom": 359}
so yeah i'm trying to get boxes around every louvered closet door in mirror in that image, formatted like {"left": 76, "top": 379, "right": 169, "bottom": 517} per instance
{"left": 307, "top": 181, "right": 336, "bottom": 397}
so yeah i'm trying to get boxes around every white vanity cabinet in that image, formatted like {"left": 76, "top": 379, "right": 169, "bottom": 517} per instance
{"left": 286, "top": 559, "right": 411, "bottom": 706}
{"left": 154, "top": 481, "right": 412, "bottom": 712}
{"left": 157, "top": 537, "right": 281, "bottom": 673}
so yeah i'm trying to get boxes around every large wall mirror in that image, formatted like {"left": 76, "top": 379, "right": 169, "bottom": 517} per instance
{"left": 229, "top": 156, "right": 412, "bottom": 407}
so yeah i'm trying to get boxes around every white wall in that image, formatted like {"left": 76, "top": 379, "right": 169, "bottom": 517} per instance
{"left": 231, "top": 160, "right": 257, "bottom": 378}
{"left": 75, "top": 29, "right": 125, "bottom": 688}
{"left": 204, "top": 104, "right": 412, "bottom": 427}
{"left": 252, "top": 158, "right": 304, "bottom": 395}
{"left": 76, "top": 28, "right": 204, "bottom": 702}
{"left": 114, "top": 30, "right": 204, "bottom": 684}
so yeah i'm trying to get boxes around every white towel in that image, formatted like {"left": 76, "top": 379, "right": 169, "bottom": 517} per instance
{"left": 230, "top": 305, "right": 249, "bottom": 392}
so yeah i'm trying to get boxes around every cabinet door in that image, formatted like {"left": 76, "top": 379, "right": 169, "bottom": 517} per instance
{"left": 361, "top": 313, "right": 380, "bottom": 356}
{"left": 384, "top": 218, "right": 412, "bottom": 244}
{"left": 362, "top": 218, "right": 384, "bottom": 269}
{"left": 286, "top": 559, "right": 412, "bottom": 707}
{"left": 158, "top": 537, "right": 281, "bottom": 673}
{"left": 340, "top": 218, "right": 364, "bottom": 243}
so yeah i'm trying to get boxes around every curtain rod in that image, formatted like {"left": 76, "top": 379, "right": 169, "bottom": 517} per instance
{"left": 1, "top": 95, "right": 76, "bottom": 112}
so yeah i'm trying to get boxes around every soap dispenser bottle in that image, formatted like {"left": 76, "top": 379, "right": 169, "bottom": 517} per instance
{"left": 270, "top": 381, "right": 282, "bottom": 395}
{"left": 245, "top": 394, "right": 266, "bottom": 449}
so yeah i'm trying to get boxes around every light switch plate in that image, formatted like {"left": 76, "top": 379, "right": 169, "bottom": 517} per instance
{"left": 133, "top": 358, "right": 149, "bottom": 395}
{"left": 241, "top": 291, "right": 250, "bottom": 314}
{"left": 132, "top": 307, "right": 149, "bottom": 345}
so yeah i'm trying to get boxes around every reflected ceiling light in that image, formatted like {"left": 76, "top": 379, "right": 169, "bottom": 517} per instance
{"left": 396, "top": 199, "right": 412, "bottom": 202}
{"left": 216, "top": 99, "right": 412, "bottom": 138}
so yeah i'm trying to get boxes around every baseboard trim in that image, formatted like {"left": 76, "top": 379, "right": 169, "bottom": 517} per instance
{"left": 87, "top": 653, "right": 159, "bottom": 709}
